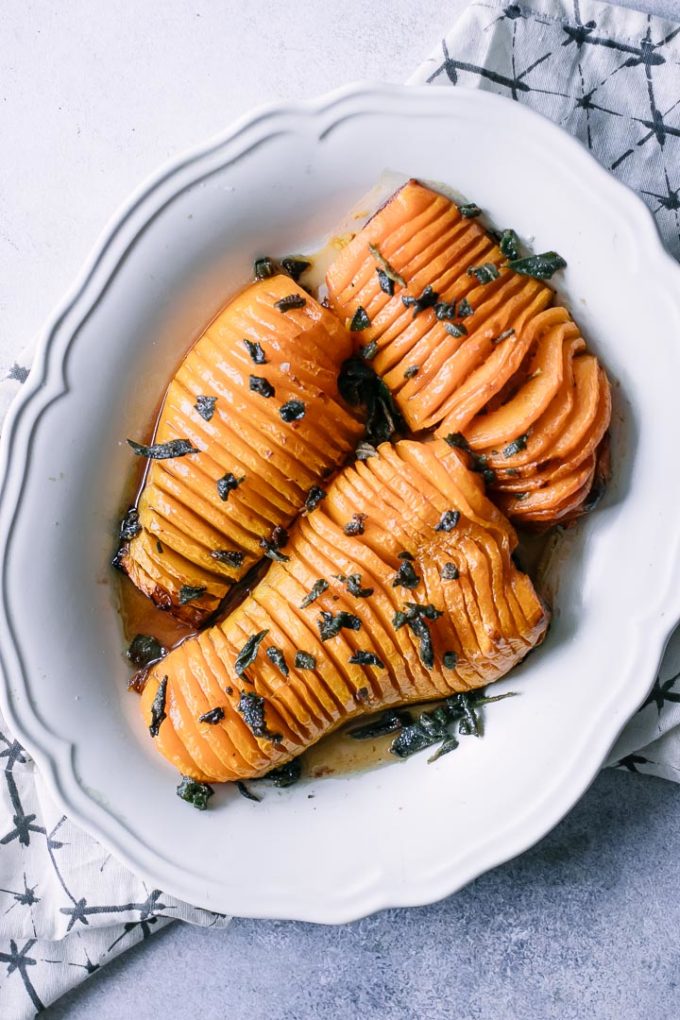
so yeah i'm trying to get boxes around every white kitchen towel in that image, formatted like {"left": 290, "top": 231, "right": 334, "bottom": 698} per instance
{"left": 2, "top": 0, "right": 680, "bottom": 1016}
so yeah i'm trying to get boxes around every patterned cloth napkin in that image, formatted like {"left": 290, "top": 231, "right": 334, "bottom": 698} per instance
{"left": 2, "top": 0, "right": 680, "bottom": 1015}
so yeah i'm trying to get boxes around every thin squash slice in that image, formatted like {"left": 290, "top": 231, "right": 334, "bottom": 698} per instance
{"left": 140, "top": 439, "right": 548, "bottom": 782}
{"left": 325, "top": 180, "right": 611, "bottom": 527}
{"left": 120, "top": 276, "right": 363, "bottom": 625}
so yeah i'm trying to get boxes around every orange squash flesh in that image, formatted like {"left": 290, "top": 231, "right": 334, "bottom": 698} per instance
{"left": 325, "top": 180, "right": 611, "bottom": 527}
{"left": 122, "top": 276, "right": 363, "bottom": 624}
{"left": 141, "top": 440, "right": 548, "bottom": 782}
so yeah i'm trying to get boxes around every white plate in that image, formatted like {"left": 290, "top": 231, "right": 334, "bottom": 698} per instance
{"left": 1, "top": 84, "right": 680, "bottom": 923}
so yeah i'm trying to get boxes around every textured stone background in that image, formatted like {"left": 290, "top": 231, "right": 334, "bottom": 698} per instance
{"left": 4, "top": 1, "right": 678, "bottom": 1017}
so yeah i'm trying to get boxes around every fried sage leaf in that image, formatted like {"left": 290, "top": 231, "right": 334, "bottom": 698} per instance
{"left": 237, "top": 780, "right": 261, "bottom": 802}
{"left": 350, "top": 306, "right": 371, "bottom": 332}
{"left": 467, "top": 262, "right": 500, "bottom": 285}
{"left": 149, "top": 676, "right": 168, "bottom": 737}
{"left": 178, "top": 585, "right": 206, "bottom": 605}
{"left": 299, "top": 579, "right": 329, "bottom": 609}
{"left": 127, "top": 438, "right": 199, "bottom": 459}
{"left": 348, "top": 650, "right": 384, "bottom": 668}
{"left": 498, "top": 229, "right": 520, "bottom": 260}
{"left": 343, "top": 512, "right": 366, "bottom": 536}
{"left": 243, "top": 338, "right": 267, "bottom": 364}
{"left": 253, "top": 256, "right": 276, "bottom": 280}
{"left": 294, "top": 651, "right": 316, "bottom": 670}
{"left": 459, "top": 202, "right": 482, "bottom": 218}
{"left": 317, "top": 610, "right": 362, "bottom": 641}
{"left": 119, "top": 507, "right": 141, "bottom": 541}
{"left": 274, "top": 294, "right": 306, "bottom": 312}
{"left": 235, "top": 629, "right": 269, "bottom": 676}
{"left": 368, "top": 243, "right": 406, "bottom": 288}
{"left": 249, "top": 375, "right": 275, "bottom": 398}
{"left": 279, "top": 399, "right": 305, "bottom": 422}
{"left": 507, "top": 251, "right": 567, "bottom": 280}
{"left": 348, "top": 708, "right": 411, "bottom": 740}
{"left": 266, "top": 646, "right": 289, "bottom": 677}
{"left": 305, "top": 486, "right": 326, "bottom": 512}
{"left": 338, "top": 357, "right": 405, "bottom": 445}
{"left": 199, "top": 706, "right": 225, "bottom": 725}
{"left": 503, "top": 434, "right": 528, "bottom": 458}
{"left": 177, "top": 775, "right": 214, "bottom": 810}
{"left": 281, "top": 256, "right": 311, "bottom": 281}
{"left": 237, "top": 690, "right": 280, "bottom": 740}
{"left": 392, "top": 560, "right": 420, "bottom": 590}
{"left": 211, "top": 549, "right": 245, "bottom": 567}
{"left": 127, "top": 633, "right": 165, "bottom": 668}
{"left": 265, "top": 758, "right": 302, "bottom": 787}
{"left": 194, "top": 395, "right": 217, "bottom": 421}
{"left": 217, "top": 472, "right": 244, "bottom": 501}
{"left": 434, "top": 510, "right": 460, "bottom": 533}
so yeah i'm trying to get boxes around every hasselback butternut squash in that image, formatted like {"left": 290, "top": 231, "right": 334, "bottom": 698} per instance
{"left": 140, "top": 440, "right": 548, "bottom": 782}
{"left": 120, "top": 276, "right": 363, "bottom": 624}
{"left": 325, "top": 180, "right": 611, "bottom": 526}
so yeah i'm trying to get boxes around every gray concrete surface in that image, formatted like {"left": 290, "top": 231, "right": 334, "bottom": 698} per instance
{"left": 44, "top": 768, "right": 680, "bottom": 1020}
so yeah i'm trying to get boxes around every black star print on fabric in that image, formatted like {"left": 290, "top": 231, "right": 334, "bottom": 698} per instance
{"left": 641, "top": 670, "right": 680, "bottom": 714}
{"left": 615, "top": 753, "right": 651, "bottom": 773}
{"left": 0, "top": 939, "right": 44, "bottom": 1012}
{"left": 422, "top": 1, "right": 680, "bottom": 258}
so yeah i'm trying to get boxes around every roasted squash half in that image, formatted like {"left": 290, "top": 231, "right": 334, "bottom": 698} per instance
{"left": 325, "top": 180, "right": 611, "bottom": 526}
{"left": 120, "top": 276, "right": 363, "bottom": 624}
{"left": 141, "top": 439, "right": 548, "bottom": 782}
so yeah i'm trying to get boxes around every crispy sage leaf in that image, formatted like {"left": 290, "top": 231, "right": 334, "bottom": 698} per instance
{"left": 119, "top": 507, "right": 141, "bottom": 541}
{"left": 317, "top": 610, "right": 362, "bottom": 641}
{"left": 281, "top": 256, "right": 311, "bottom": 281}
{"left": 348, "top": 650, "right": 384, "bottom": 668}
{"left": 305, "top": 486, "right": 326, "bottom": 512}
{"left": 211, "top": 549, "right": 245, "bottom": 567}
{"left": 279, "top": 399, "right": 305, "bottom": 422}
{"left": 237, "top": 780, "right": 262, "bottom": 802}
{"left": 274, "top": 294, "right": 306, "bottom": 312}
{"left": 503, "top": 434, "right": 528, "bottom": 458}
{"left": 459, "top": 202, "right": 482, "bottom": 218}
{"left": 467, "top": 262, "right": 500, "bottom": 285}
{"left": 127, "top": 438, "right": 198, "bottom": 459}
{"left": 217, "top": 472, "right": 244, "bottom": 501}
{"left": 237, "top": 690, "right": 280, "bottom": 740}
{"left": 299, "top": 579, "right": 329, "bottom": 609}
{"left": 344, "top": 512, "right": 367, "bottom": 536}
{"left": 178, "top": 585, "right": 206, "bottom": 605}
{"left": 348, "top": 708, "right": 411, "bottom": 740}
{"left": 507, "top": 251, "right": 567, "bottom": 279}
{"left": 199, "top": 707, "right": 225, "bottom": 725}
{"left": 235, "top": 630, "right": 269, "bottom": 676}
{"left": 243, "top": 339, "right": 267, "bottom": 364}
{"left": 265, "top": 758, "right": 302, "bottom": 787}
{"left": 127, "top": 634, "right": 165, "bottom": 667}
{"left": 149, "top": 676, "right": 168, "bottom": 737}
{"left": 392, "top": 560, "right": 420, "bottom": 590}
{"left": 266, "top": 646, "right": 289, "bottom": 677}
{"left": 249, "top": 375, "right": 275, "bottom": 398}
{"left": 177, "top": 775, "right": 214, "bottom": 810}
{"left": 368, "top": 243, "right": 406, "bottom": 288}
{"left": 194, "top": 395, "right": 217, "bottom": 421}
{"left": 350, "top": 306, "right": 371, "bottom": 332}
{"left": 294, "top": 651, "right": 316, "bottom": 670}
{"left": 498, "top": 229, "right": 520, "bottom": 260}
{"left": 253, "top": 257, "right": 276, "bottom": 280}
{"left": 434, "top": 510, "right": 460, "bottom": 533}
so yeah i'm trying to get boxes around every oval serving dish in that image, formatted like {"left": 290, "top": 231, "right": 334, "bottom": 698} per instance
{"left": 1, "top": 83, "right": 680, "bottom": 922}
